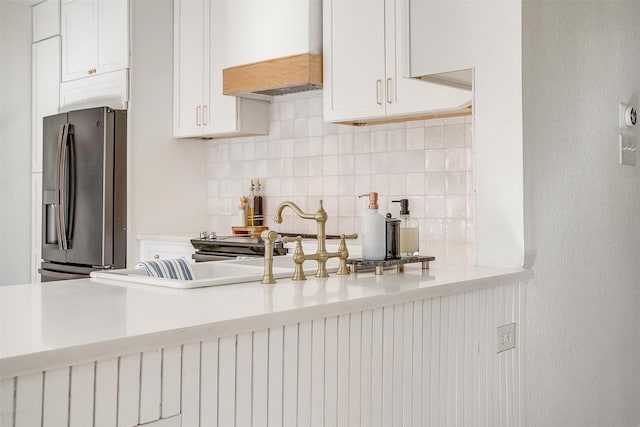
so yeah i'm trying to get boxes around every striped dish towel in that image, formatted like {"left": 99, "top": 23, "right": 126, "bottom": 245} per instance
{"left": 135, "top": 258, "right": 195, "bottom": 280}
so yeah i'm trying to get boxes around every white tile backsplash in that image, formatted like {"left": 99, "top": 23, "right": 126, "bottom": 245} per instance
{"left": 323, "top": 134, "right": 339, "bottom": 155}
{"left": 425, "top": 150, "right": 445, "bottom": 172}
{"left": 406, "top": 173, "right": 426, "bottom": 196}
{"left": 207, "top": 92, "right": 474, "bottom": 243}
{"left": 371, "top": 130, "right": 387, "bottom": 152}
{"left": 405, "top": 150, "right": 425, "bottom": 173}
{"left": 406, "top": 127, "right": 425, "bottom": 151}
{"left": 388, "top": 151, "right": 407, "bottom": 173}
{"left": 425, "top": 121, "right": 445, "bottom": 149}
{"left": 445, "top": 123, "right": 466, "bottom": 148}
{"left": 446, "top": 171, "right": 467, "bottom": 195}
{"left": 338, "top": 133, "right": 354, "bottom": 154}
{"left": 445, "top": 148, "right": 467, "bottom": 171}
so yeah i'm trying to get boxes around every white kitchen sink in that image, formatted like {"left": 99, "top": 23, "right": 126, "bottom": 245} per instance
{"left": 90, "top": 256, "right": 340, "bottom": 289}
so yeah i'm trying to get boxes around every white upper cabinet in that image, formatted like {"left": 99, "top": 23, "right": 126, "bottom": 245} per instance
{"left": 323, "top": 0, "right": 472, "bottom": 124}
{"left": 33, "top": 0, "right": 60, "bottom": 42}
{"left": 173, "top": 0, "right": 269, "bottom": 139}
{"left": 323, "top": 0, "right": 386, "bottom": 121}
{"left": 61, "top": 0, "right": 129, "bottom": 82}
{"left": 61, "top": 0, "right": 98, "bottom": 80}
{"left": 97, "top": 0, "right": 129, "bottom": 73}
{"left": 173, "top": 0, "right": 205, "bottom": 137}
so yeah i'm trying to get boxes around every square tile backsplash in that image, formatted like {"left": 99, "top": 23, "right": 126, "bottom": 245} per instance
{"left": 207, "top": 91, "right": 474, "bottom": 246}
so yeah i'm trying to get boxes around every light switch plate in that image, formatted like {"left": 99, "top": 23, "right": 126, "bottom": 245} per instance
{"left": 619, "top": 134, "right": 637, "bottom": 166}
{"left": 497, "top": 323, "right": 516, "bottom": 353}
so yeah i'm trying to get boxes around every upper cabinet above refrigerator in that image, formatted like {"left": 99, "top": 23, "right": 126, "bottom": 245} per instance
{"left": 61, "top": 0, "right": 129, "bottom": 82}
{"left": 323, "top": 0, "right": 472, "bottom": 125}
{"left": 59, "top": 0, "right": 130, "bottom": 111}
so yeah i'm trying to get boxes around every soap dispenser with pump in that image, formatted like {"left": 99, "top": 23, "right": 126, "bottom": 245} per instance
{"left": 393, "top": 199, "right": 419, "bottom": 257}
{"left": 358, "top": 192, "right": 386, "bottom": 260}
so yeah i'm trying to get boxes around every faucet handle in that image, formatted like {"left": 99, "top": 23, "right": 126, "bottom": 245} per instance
{"left": 282, "top": 236, "right": 307, "bottom": 281}
{"left": 336, "top": 233, "right": 358, "bottom": 275}
{"left": 282, "top": 235, "right": 302, "bottom": 244}
{"left": 340, "top": 233, "right": 358, "bottom": 240}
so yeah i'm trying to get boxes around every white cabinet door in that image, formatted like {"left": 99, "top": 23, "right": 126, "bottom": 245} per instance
{"left": 97, "top": 0, "right": 129, "bottom": 74}
{"left": 407, "top": 0, "right": 473, "bottom": 78}
{"left": 33, "top": 0, "right": 60, "bottom": 42}
{"left": 173, "top": 0, "right": 206, "bottom": 138}
{"left": 323, "top": 0, "right": 387, "bottom": 122}
{"left": 387, "top": 0, "right": 472, "bottom": 116}
{"left": 32, "top": 37, "right": 60, "bottom": 173}
{"left": 205, "top": 0, "right": 237, "bottom": 135}
{"left": 61, "top": 0, "right": 129, "bottom": 82}
{"left": 61, "top": 0, "right": 98, "bottom": 81}
{"left": 173, "top": 0, "right": 269, "bottom": 138}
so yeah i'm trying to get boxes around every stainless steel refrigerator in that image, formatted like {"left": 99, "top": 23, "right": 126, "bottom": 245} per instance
{"left": 39, "top": 107, "right": 127, "bottom": 281}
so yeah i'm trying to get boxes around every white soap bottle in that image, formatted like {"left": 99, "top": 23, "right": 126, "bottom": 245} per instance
{"left": 359, "top": 192, "right": 386, "bottom": 261}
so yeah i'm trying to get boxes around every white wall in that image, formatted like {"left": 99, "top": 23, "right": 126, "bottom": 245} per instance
{"left": 523, "top": 1, "right": 640, "bottom": 425}
{"left": 0, "top": 1, "right": 32, "bottom": 285}
{"left": 127, "top": 0, "right": 207, "bottom": 266}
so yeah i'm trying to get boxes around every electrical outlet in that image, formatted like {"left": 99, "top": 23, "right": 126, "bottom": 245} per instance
{"left": 497, "top": 323, "right": 516, "bottom": 353}
{"left": 620, "top": 134, "right": 637, "bottom": 166}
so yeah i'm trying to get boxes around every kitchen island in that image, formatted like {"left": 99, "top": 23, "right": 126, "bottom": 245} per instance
{"left": 1, "top": 262, "right": 531, "bottom": 427}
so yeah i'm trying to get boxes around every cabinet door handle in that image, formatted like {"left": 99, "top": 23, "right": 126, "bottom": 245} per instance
{"left": 386, "top": 78, "right": 392, "bottom": 104}
{"left": 376, "top": 80, "right": 382, "bottom": 105}
{"left": 87, "top": 68, "right": 96, "bottom": 75}
{"left": 153, "top": 254, "right": 160, "bottom": 259}
{"left": 202, "top": 105, "right": 208, "bottom": 126}
{"left": 196, "top": 105, "right": 201, "bottom": 126}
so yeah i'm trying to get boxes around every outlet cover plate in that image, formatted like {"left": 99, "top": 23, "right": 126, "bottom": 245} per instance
{"left": 497, "top": 323, "right": 516, "bottom": 353}
{"left": 620, "top": 134, "right": 637, "bottom": 166}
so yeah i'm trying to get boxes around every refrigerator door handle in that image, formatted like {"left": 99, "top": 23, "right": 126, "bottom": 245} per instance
{"left": 54, "top": 124, "right": 64, "bottom": 249}
{"left": 56, "top": 123, "right": 70, "bottom": 251}
{"left": 66, "top": 125, "right": 76, "bottom": 243}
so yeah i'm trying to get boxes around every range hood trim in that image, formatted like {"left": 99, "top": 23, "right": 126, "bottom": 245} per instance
{"left": 223, "top": 53, "right": 323, "bottom": 98}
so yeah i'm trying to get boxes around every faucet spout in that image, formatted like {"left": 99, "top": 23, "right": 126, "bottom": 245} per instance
{"left": 273, "top": 200, "right": 327, "bottom": 224}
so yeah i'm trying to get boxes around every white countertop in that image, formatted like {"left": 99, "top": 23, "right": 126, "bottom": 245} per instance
{"left": 1, "top": 261, "right": 531, "bottom": 378}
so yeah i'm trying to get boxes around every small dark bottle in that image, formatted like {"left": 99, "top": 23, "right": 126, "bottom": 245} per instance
{"left": 385, "top": 213, "right": 401, "bottom": 260}
{"left": 253, "top": 179, "right": 264, "bottom": 226}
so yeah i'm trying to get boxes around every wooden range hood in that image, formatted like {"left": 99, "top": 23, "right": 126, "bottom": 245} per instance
{"left": 223, "top": 53, "right": 322, "bottom": 99}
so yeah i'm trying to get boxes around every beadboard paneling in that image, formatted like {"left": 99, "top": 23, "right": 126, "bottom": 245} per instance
{"left": 3, "top": 281, "right": 524, "bottom": 427}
